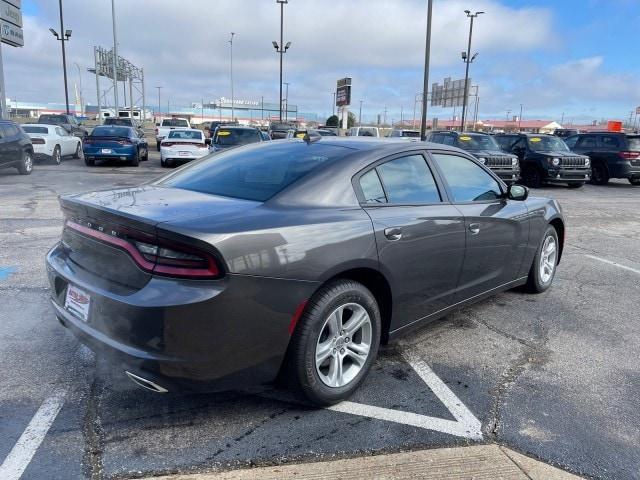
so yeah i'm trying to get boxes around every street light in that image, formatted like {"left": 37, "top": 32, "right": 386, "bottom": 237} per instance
{"left": 155, "top": 86, "right": 162, "bottom": 121}
{"left": 273, "top": 0, "right": 290, "bottom": 122}
{"left": 420, "top": 0, "right": 434, "bottom": 141}
{"left": 460, "top": 10, "right": 484, "bottom": 131}
{"left": 229, "top": 32, "right": 235, "bottom": 122}
{"left": 359, "top": 99, "right": 363, "bottom": 126}
{"left": 73, "top": 62, "right": 83, "bottom": 116}
{"left": 283, "top": 82, "right": 290, "bottom": 121}
{"left": 519, "top": 103, "right": 524, "bottom": 131}
{"left": 50, "top": 0, "right": 72, "bottom": 115}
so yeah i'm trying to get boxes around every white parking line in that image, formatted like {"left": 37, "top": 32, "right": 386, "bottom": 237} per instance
{"left": 328, "top": 347, "right": 483, "bottom": 441}
{"left": 585, "top": 254, "right": 640, "bottom": 276}
{"left": 0, "top": 389, "right": 67, "bottom": 480}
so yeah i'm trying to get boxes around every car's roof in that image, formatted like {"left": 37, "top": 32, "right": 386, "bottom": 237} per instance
{"left": 216, "top": 125, "right": 259, "bottom": 131}
{"left": 22, "top": 123, "right": 55, "bottom": 129}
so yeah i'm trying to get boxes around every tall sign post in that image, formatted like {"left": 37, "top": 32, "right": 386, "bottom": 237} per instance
{"left": 336, "top": 77, "right": 351, "bottom": 131}
{"left": 0, "top": 0, "right": 24, "bottom": 119}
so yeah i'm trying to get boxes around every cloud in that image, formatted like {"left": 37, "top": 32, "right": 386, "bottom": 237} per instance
{"left": 2, "top": 0, "right": 638, "bottom": 122}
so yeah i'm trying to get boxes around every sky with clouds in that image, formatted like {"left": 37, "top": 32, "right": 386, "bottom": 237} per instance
{"left": 4, "top": 0, "right": 640, "bottom": 124}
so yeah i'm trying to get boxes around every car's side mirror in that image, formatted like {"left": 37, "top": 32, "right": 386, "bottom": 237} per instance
{"left": 507, "top": 184, "right": 529, "bottom": 201}
{"left": 205, "top": 138, "right": 212, "bottom": 146}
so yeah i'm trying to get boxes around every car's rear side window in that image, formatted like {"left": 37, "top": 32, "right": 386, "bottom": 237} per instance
{"left": 158, "top": 142, "right": 349, "bottom": 202}
{"left": 359, "top": 170, "right": 387, "bottom": 203}
{"left": 626, "top": 136, "right": 640, "bottom": 151}
{"left": 600, "top": 135, "right": 621, "bottom": 149}
{"left": 375, "top": 155, "right": 441, "bottom": 204}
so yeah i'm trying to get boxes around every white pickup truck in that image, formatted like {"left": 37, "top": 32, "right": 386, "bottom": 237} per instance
{"left": 155, "top": 118, "right": 191, "bottom": 151}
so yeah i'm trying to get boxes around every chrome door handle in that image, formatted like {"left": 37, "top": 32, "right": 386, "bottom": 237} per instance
{"left": 468, "top": 223, "right": 480, "bottom": 235}
{"left": 384, "top": 227, "right": 403, "bottom": 241}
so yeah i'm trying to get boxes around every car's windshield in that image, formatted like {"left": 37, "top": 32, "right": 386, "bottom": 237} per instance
{"left": 214, "top": 128, "right": 261, "bottom": 146}
{"left": 401, "top": 130, "right": 420, "bottom": 137}
{"left": 91, "top": 126, "right": 131, "bottom": 137}
{"left": 168, "top": 130, "right": 203, "bottom": 140}
{"left": 23, "top": 126, "right": 49, "bottom": 134}
{"left": 162, "top": 119, "right": 189, "bottom": 127}
{"left": 527, "top": 136, "right": 569, "bottom": 152}
{"left": 357, "top": 128, "right": 377, "bottom": 137}
{"left": 456, "top": 134, "right": 500, "bottom": 151}
{"left": 157, "top": 142, "right": 348, "bottom": 202}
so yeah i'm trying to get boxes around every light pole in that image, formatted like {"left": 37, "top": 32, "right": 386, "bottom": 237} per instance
{"left": 50, "top": 0, "right": 72, "bottom": 115}
{"left": 460, "top": 10, "right": 483, "bottom": 131}
{"left": 273, "top": 0, "right": 290, "bottom": 122}
{"left": 111, "top": 0, "right": 119, "bottom": 115}
{"left": 229, "top": 32, "right": 235, "bottom": 122}
{"left": 283, "top": 81, "right": 289, "bottom": 121}
{"left": 519, "top": 103, "right": 523, "bottom": 131}
{"left": 359, "top": 99, "right": 363, "bottom": 126}
{"left": 420, "top": 0, "right": 434, "bottom": 140}
{"left": 155, "top": 86, "right": 162, "bottom": 120}
{"left": 73, "top": 62, "right": 83, "bottom": 116}
{"left": 332, "top": 92, "right": 336, "bottom": 116}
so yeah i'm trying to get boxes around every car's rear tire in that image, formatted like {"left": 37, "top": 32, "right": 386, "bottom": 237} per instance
{"left": 130, "top": 149, "right": 140, "bottom": 167}
{"left": 522, "top": 165, "right": 542, "bottom": 188}
{"left": 567, "top": 182, "right": 584, "bottom": 188}
{"left": 52, "top": 145, "right": 62, "bottom": 165}
{"left": 156, "top": 141, "right": 161, "bottom": 152}
{"left": 142, "top": 147, "right": 149, "bottom": 161}
{"left": 73, "top": 142, "right": 82, "bottom": 159}
{"left": 590, "top": 163, "right": 609, "bottom": 185}
{"left": 628, "top": 178, "right": 640, "bottom": 186}
{"left": 525, "top": 225, "right": 559, "bottom": 293}
{"left": 286, "top": 279, "right": 381, "bottom": 406}
{"left": 17, "top": 150, "right": 33, "bottom": 175}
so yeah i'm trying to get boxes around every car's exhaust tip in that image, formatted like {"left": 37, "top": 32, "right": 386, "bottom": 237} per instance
{"left": 125, "top": 371, "right": 169, "bottom": 393}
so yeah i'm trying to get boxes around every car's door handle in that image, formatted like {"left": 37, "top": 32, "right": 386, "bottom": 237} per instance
{"left": 468, "top": 223, "right": 480, "bottom": 235}
{"left": 384, "top": 227, "right": 403, "bottom": 241}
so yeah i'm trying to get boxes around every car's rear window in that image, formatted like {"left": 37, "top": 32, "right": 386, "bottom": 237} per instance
{"left": 23, "top": 126, "right": 49, "bottom": 134}
{"left": 627, "top": 136, "right": 640, "bottom": 151}
{"left": 91, "top": 126, "right": 130, "bottom": 137}
{"left": 168, "top": 130, "right": 203, "bottom": 140}
{"left": 39, "top": 115, "right": 64, "bottom": 124}
{"left": 401, "top": 130, "right": 420, "bottom": 137}
{"left": 162, "top": 119, "right": 189, "bottom": 127}
{"left": 157, "top": 142, "right": 349, "bottom": 202}
{"left": 105, "top": 118, "right": 132, "bottom": 126}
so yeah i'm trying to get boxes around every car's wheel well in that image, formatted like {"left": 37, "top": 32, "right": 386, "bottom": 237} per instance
{"left": 549, "top": 218, "right": 565, "bottom": 262}
{"left": 326, "top": 268, "right": 393, "bottom": 344}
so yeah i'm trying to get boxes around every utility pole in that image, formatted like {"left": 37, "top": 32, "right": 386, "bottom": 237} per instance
{"left": 273, "top": 0, "right": 290, "bottom": 122}
{"left": 359, "top": 99, "right": 363, "bottom": 126}
{"left": 460, "top": 10, "right": 483, "bottom": 131}
{"left": 73, "top": 62, "right": 83, "bottom": 116}
{"left": 332, "top": 92, "right": 336, "bottom": 116}
{"left": 283, "top": 82, "right": 289, "bottom": 121}
{"left": 50, "top": 0, "right": 72, "bottom": 115}
{"left": 111, "top": 0, "right": 119, "bottom": 115}
{"left": 519, "top": 103, "right": 523, "bottom": 131}
{"left": 155, "top": 86, "right": 162, "bottom": 121}
{"left": 229, "top": 32, "right": 235, "bottom": 122}
{"left": 383, "top": 106, "right": 388, "bottom": 126}
{"left": 420, "top": 0, "right": 433, "bottom": 141}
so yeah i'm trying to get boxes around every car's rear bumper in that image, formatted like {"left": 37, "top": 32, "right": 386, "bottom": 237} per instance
{"left": 609, "top": 161, "right": 640, "bottom": 179}
{"left": 160, "top": 148, "right": 209, "bottom": 162}
{"left": 83, "top": 146, "right": 136, "bottom": 161}
{"left": 33, "top": 145, "right": 54, "bottom": 157}
{"left": 46, "top": 242, "right": 318, "bottom": 392}
{"left": 545, "top": 168, "right": 590, "bottom": 183}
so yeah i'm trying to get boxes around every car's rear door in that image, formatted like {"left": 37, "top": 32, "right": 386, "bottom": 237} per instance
{"left": 2, "top": 123, "right": 21, "bottom": 165}
{"left": 0, "top": 125, "right": 7, "bottom": 167}
{"left": 356, "top": 152, "right": 466, "bottom": 330}
{"left": 430, "top": 151, "right": 529, "bottom": 301}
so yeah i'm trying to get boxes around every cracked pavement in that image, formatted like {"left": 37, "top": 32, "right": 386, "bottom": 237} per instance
{"left": 1, "top": 154, "right": 639, "bottom": 479}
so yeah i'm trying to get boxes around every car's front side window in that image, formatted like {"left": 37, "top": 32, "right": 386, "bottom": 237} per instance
{"left": 375, "top": 154, "right": 441, "bottom": 204}
{"left": 432, "top": 153, "right": 502, "bottom": 202}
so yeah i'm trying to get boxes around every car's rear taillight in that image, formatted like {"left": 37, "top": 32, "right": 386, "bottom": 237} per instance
{"left": 31, "top": 137, "right": 45, "bottom": 145}
{"left": 118, "top": 139, "right": 132, "bottom": 145}
{"left": 66, "top": 220, "right": 222, "bottom": 279}
{"left": 83, "top": 138, "right": 94, "bottom": 144}
{"left": 161, "top": 142, "right": 174, "bottom": 147}
{"left": 155, "top": 128, "right": 159, "bottom": 134}
{"left": 619, "top": 151, "right": 640, "bottom": 160}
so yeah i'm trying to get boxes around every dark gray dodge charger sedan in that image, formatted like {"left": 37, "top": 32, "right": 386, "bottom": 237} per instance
{"left": 46, "top": 138, "right": 564, "bottom": 405}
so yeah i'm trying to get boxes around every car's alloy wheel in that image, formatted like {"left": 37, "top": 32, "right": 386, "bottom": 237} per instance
{"left": 73, "top": 142, "right": 82, "bottom": 159}
{"left": 287, "top": 280, "right": 381, "bottom": 405}
{"left": 52, "top": 145, "right": 61, "bottom": 165}
{"left": 525, "top": 225, "right": 558, "bottom": 293}
{"left": 18, "top": 151, "right": 33, "bottom": 175}
{"left": 315, "top": 303, "right": 373, "bottom": 388}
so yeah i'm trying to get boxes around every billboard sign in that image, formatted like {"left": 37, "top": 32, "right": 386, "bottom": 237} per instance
{"left": 0, "top": 1, "right": 21, "bottom": 27}
{"left": 336, "top": 77, "right": 352, "bottom": 107}
{"left": 431, "top": 77, "right": 470, "bottom": 108}
{"left": 1, "top": 19, "right": 23, "bottom": 46}
{"left": 1, "top": 0, "right": 22, "bottom": 47}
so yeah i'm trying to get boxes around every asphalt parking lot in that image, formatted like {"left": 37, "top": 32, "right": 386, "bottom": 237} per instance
{"left": 1, "top": 149, "right": 639, "bottom": 480}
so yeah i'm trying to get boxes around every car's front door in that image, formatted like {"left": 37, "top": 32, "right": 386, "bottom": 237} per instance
{"left": 357, "top": 152, "right": 466, "bottom": 330}
{"left": 430, "top": 152, "right": 530, "bottom": 301}
{"left": 2, "top": 124, "right": 21, "bottom": 165}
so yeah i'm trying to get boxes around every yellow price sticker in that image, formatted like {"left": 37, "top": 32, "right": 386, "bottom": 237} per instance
{"left": 530, "top": 137, "right": 542, "bottom": 142}
{"left": 296, "top": 133, "right": 306, "bottom": 138}
{"left": 459, "top": 136, "right": 472, "bottom": 141}
{"left": 217, "top": 131, "right": 231, "bottom": 136}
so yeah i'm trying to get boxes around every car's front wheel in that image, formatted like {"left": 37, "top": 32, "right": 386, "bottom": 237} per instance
{"left": 287, "top": 280, "right": 381, "bottom": 405}
{"left": 525, "top": 225, "right": 559, "bottom": 293}
{"left": 590, "top": 163, "right": 609, "bottom": 185}
{"left": 52, "top": 145, "right": 61, "bottom": 165}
